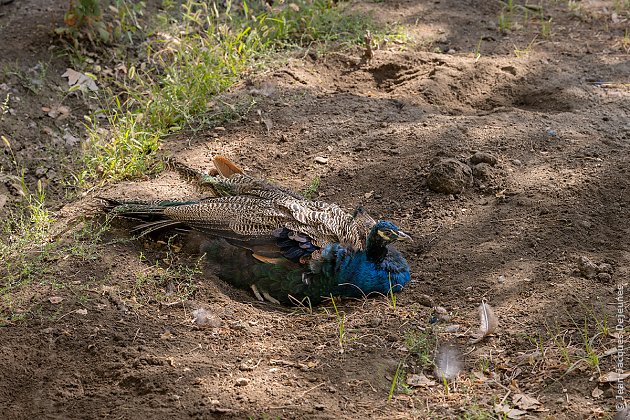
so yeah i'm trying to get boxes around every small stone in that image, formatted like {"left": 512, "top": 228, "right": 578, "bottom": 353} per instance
{"left": 63, "top": 132, "right": 81, "bottom": 147}
{"left": 191, "top": 308, "right": 222, "bottom": 328}
{"left": 597, "top": 272, "right": 612, "bottom": 282}
{"left": 314, "top": 404, "right": 325, "bottom": 411}
{"left": 369, "top": 317, "right": 382, "bottom": 327}
{"left": 470, "top": 151, "right": 498, "bottom": 166}
{"left": 433, "top": 306, "right": 451, "bottom": 322}
{"left": 235, "top": 377, "right": 249, "bottom": 386}
{"left": 417, "top": 294, "right": 435, "bottom": 307}
{"left": 577, "top": 256, "right": 599, "bottom": 279}
{"left": 214, "top": 126, "right": 226, "bottom": 131}
{"left": 314, "top": 156, "right": 328, "bottom": 164}
{"left": 444, "top": 324, "right": 461, "bottom": 333}
{"left": 239, "top": 363, "right": 254, "bottom": 371}
{"left": 498, "top": 275, "right": 505, "bottom": 284}
{"left": 579, "top": 220, "right": 592, "bottom": 229}
{"left": 511, "top": 159, "right": 522, "bottom": 166}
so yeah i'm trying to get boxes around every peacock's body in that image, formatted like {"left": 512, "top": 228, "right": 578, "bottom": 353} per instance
{"left": 103, "top": 156, "right": 411, "bottom": 306}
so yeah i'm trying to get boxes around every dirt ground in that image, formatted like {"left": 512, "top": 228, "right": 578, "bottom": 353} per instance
{"left": 1, "top": 0, "right": 629, "bottom": 419}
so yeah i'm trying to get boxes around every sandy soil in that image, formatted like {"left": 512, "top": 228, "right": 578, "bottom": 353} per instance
{"left": 1, "top": 0, "right": 629, "bottom": 419}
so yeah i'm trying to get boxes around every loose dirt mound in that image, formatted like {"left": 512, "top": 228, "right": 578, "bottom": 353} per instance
{"left": 1, "top": 0, "right": 629, "bottom": 418}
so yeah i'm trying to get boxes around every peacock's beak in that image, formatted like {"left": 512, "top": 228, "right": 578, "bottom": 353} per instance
{"left": 394, "top": 230, "right": 413, "bottom": 242}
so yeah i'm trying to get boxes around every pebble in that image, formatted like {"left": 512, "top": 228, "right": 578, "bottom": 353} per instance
{"left": 498, "top": 275, "right": 505, "bottom": 284}
{"left": 191, "top": 308, "right": 222, "bottom": 328}
{"left": 417, "top": 294, "right": 435, "bottom": 307}
{"left": 444, "top": 324, "right": 461, "bottom": 333}
{"left": 597, "top": 272, "right": 612, "bottom": 282}
{"left": 239, "top": 363, "right": 254, "bottom": 371}
{"left": 314, "top": 156, "right": 328, "bottom": 164}
{"left": 235, "top": 378, "right": 250, "bottom": 386}
{"left": 470, "top": 151, "right": 498, "bottom": 166}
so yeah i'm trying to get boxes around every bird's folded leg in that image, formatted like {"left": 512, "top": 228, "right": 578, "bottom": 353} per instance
{"left": 262, "top": 291, "right": 281, "bottom": 305}
{"left": 250, "top": 284, "right": 264, "bottom": 301}
{"left": 301, "top": 272, "right": 311, "bottom": 286}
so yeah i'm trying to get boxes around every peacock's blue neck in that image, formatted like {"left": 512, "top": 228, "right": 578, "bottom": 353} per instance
{"left": 365, "top": 228, "right": 388, "bottom": 263}
{"left": 320, "top": 238, "right": 411, "bottom": 298}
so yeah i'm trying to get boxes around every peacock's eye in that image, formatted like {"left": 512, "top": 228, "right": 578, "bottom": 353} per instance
{"left": 377, "top": 229, "right": 392, "bottom": 240}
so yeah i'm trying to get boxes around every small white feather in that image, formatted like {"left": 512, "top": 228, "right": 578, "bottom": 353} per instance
{"left": 470, "top": 301, "right": 499, "bottom": 344}
{"left": 433, "top": 344, "right": 462, "bottom": 381}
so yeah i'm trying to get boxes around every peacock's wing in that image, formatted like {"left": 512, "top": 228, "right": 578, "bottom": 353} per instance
{"left": 202, "top": 237, "right": 338, "bottom": 306}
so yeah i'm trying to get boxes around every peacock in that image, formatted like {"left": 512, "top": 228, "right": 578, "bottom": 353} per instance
{"left": 102, "top": 156, "right": 412, "bottom": 306}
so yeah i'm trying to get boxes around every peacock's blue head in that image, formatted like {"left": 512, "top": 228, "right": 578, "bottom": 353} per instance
{"left": 370, "top": 220, "right": 412, "bottom": 244}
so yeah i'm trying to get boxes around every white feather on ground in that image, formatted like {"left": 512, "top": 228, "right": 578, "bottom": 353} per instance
{"left": 470, "top": 301, "right": 498, "bottom": 344}
{"left": 433, "top": 344, "right": 462, "bottom": 381}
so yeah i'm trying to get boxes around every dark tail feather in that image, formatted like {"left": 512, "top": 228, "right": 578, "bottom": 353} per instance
{"left": 99, "top": 197, "right": 194, "bottom": 234}
{"left": 130, "top": 220, "right": 188, "bottom": 236}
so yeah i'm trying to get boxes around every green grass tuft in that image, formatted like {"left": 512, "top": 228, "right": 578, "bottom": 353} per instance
{"left": 74, "top": 0, "right": 400, "bottom": 185}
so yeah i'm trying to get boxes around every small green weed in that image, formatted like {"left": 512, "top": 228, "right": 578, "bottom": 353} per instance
{"left": 540, "top": 17, "right": 553, "bottom": 38}
{"left": 514, "top": 35, "right": 538, "bottom": 58}
{"left": 57, "top": 0, "right": 111, "bottom": 44}
{"left": 405, "top": 328, "right": 435, "bottom": 369}
{"left": 302, "top": 176, "right": 320, "bottom": 199}
{"left": 387, "top": 273, "right": 397, "bottom": 309}
{"left": 387, "top": 361, "right": 412, "bottom": 401}
{"left": 462, "top": 404, "right": 497, "bottom": 420}
{"left": 330, "top": 295, "right": 346, "bottom": 351}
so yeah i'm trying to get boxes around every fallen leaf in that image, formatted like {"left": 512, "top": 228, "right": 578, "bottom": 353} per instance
{"left": 599, "top": 371, "right": 630, "bottom": 383}
{"left": 49, "top": 296, "right": 64, "bottom": 304}
{"left": 470, "top": 301, "right": 499, "bottom": 343}
{"left": 512, "top": 393, "right": 541, "bottom": 410}
{"left": 262, "top": 117, "right": 273, "bottom": 134}
{"left": 472, "top": 371, "right": 488, "bottom": 382}
{"left": 591, "top": 387, "right": 604, "bottom": 398}
{"left": 45, "top": 104, "right": 71, "bottom": 119}
{"left": 494, "top": 404, "right": 527, "bottom": 419}
{"left": 75, "top": 308, "right": 88, "bottom": 315}
{"left": 61, "top": 68, "right": 98, "bottom": 92}
{"left": 406, "top": 373, "right": 436, "bottom": 387}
